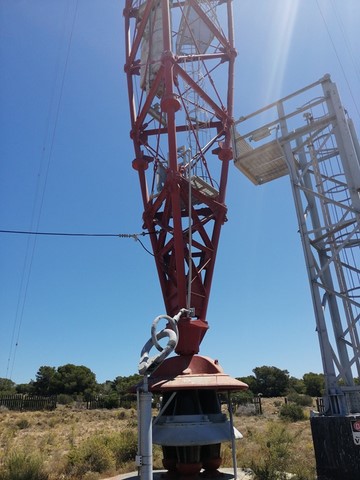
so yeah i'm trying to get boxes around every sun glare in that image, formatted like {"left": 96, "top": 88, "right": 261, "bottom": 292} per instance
{"left": 264, "top": 0, "right": 301, "bottom": 104}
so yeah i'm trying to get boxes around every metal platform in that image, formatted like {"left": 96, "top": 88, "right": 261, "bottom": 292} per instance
{"left": 233, "top": 136, "right": 288, "bottom": 185}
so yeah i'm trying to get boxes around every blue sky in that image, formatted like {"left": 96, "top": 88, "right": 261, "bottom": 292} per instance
{"left": 1, "top": 0, "right": 359, "bottom": 385}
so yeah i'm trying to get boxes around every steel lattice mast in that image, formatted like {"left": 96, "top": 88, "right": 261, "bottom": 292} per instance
{"left": 234, "top": 75, "right": 360, "bottom": 416}
{"left": 234, "top": 75, "right": 360, "bottom": 478}
{"left": 124, "top": 0, "right": 236, "bottom": 355}
{"left": 124, "top": 3, "right": 248, "bottom": 477}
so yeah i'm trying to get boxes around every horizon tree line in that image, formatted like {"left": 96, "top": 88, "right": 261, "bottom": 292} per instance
{"left": 0, "top": 363, "right": 333, "bottom": 400}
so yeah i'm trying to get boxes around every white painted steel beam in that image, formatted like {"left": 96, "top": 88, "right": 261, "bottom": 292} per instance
{"left": 234, "top": 75, "right": 360, "bottom": 415}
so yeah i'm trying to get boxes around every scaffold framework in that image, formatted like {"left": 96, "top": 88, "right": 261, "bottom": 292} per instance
{"left": 234, "top": 74, "right": 360, "bottom": 416}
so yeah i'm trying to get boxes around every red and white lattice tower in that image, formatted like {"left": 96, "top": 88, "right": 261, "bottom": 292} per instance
{"left": 124, "top": 1, "right": 246, "bottom": 476}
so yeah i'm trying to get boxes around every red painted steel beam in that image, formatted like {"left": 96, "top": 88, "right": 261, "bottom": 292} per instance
{"left": 124, "top": 1, "right": 236, "bottom": 355}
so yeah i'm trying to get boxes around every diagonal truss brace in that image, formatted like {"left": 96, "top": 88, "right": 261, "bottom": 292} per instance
{"left": 234, "top": 75, "right": 360, "bottom": 415}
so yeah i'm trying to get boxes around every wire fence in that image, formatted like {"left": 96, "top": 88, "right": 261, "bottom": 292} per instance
{"left": 0, "top": 394, "right": 57, "bottom": 411}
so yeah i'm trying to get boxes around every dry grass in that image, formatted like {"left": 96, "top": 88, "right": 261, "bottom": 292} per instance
{"left": 0, "top": 406, "right": 138, "bottom": 479}
{"left": 232, "top": 398, "right": 316, "bottom": 479}
{"left": 0, "top": 399, "right": 317, "bottom": 479}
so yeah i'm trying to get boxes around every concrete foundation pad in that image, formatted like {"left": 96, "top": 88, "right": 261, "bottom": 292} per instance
{"left": 105, "top": 468, "right": 255, "bottom": 480}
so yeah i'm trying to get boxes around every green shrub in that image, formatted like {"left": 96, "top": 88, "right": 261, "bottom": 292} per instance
{"left": 117, "top": 409, "right": 127, "bottom": 420}
{"left": 66, "top": 436, "right": 115, "bottom": 476}
{"left": 102, "top": 393, "right": 120, "bottom": 409}
{"left": 57, "top": 393, "right": 73, "bottom": 405}
{"left": 287, "top": 393, "right": 313, "bottom": 407}
{"left": 15, "top": 419, "right": 30, "bottom": 430}
{"left": 82, "top": 472, "right": 100, "bottom": 480}
{"left": 1, "top": 451, "right": 48, "bottom": 480}
{"left": 250, "top": 422, "right": 293, "bottom": 480}
{"left": 105, "top": 430, "right": 138, "bottom": 467}
{"left": 279, "top": 403, "right": 306, "bottom": 422}
{"left": 232, "top": 390, "right": 254, "bottom": 404}
{"left": 66, "top": 429, "right": 137, "bottom": 476}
